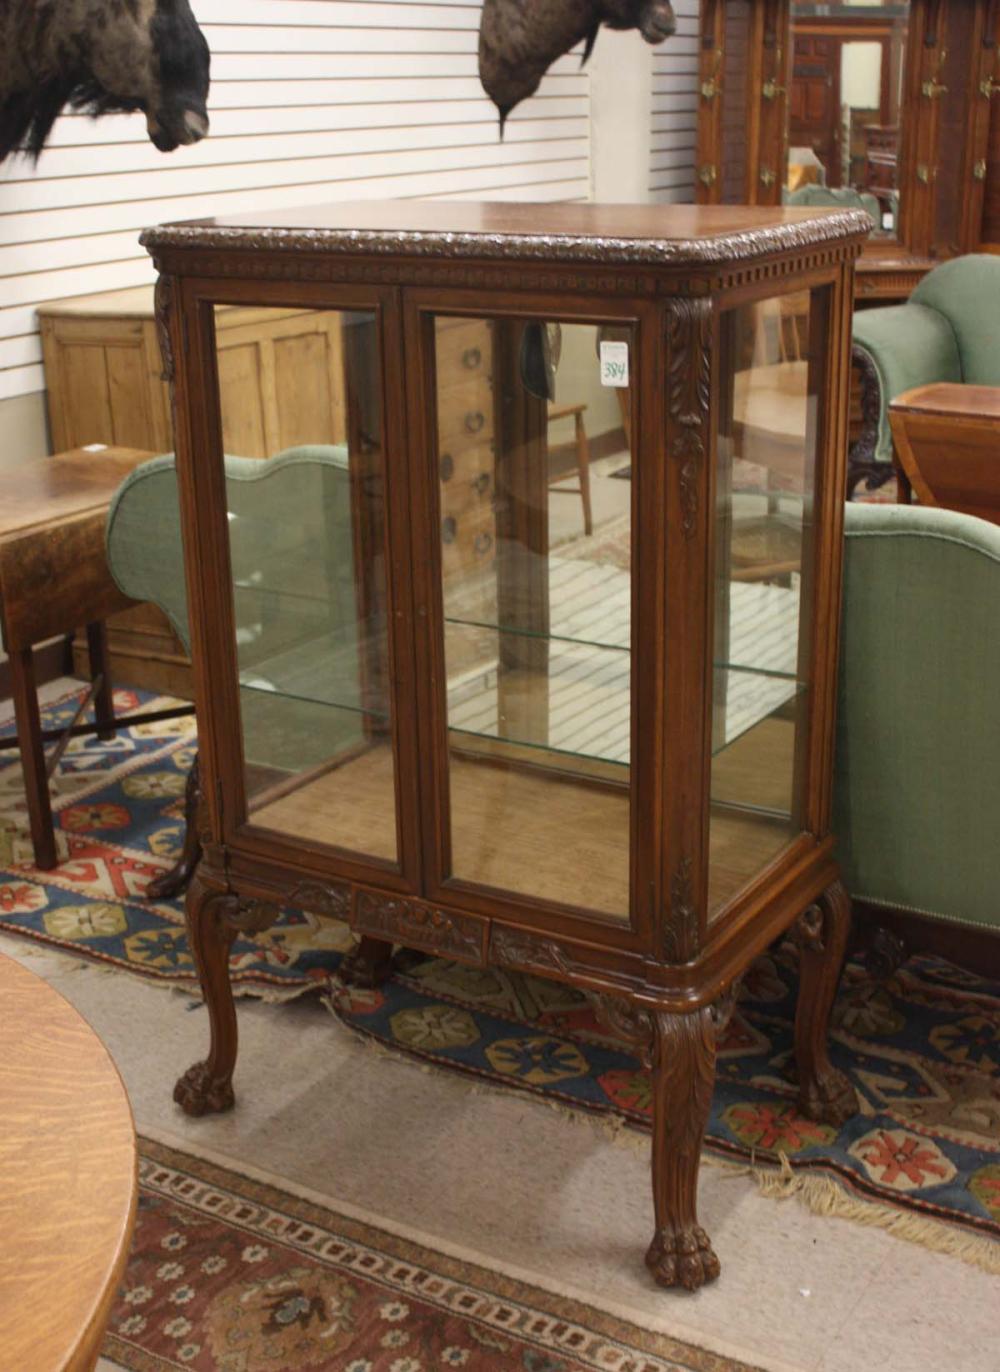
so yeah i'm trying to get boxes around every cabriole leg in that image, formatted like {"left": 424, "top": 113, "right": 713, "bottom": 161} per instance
{"left": 173, "top": 878, "right": 278, "bottom": 1117}
{"left": 795, "top": 878, "right": 858, "bottom": 1126}
{"left": 646, "top": 1006, "right": 720, "bottom": 1291}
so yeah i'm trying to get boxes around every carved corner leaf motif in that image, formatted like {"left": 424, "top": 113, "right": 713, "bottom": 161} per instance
{"left": 664, "top": 855, "right": 699, "bottom": 962}
{"left": 354, "top": 890, "right": 486, "bottom": 966}
{"left": 665, "top": 299, "right": 712, "bottom": 539}
{"left": 154, "top": 274, "right": 175, "bottom": 384}
{"left": 217, "top": 895, "right": 279, "bottom": 937}
{"left": 594, "top": 994, "right": 656, "bottom": 1066}
{"left": 797, "top": 903, "right": 826, "bottom": 954}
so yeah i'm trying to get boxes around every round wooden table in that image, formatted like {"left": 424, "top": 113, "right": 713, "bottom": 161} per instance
{"left": 0, "top": 952, "right": 137, "bottom": 1370}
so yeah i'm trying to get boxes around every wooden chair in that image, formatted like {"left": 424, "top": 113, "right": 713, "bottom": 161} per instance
{"left": 547, "top": 402, "right": 593, "bottom": 536}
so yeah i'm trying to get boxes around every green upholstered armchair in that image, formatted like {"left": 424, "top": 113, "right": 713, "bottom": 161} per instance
{"left": 784, "top": 183, "right": 881, "bottom": 223}
{"left": 849, "top": 254, "right": 1000, "bottom": 496}
{"left": 105, "top": 443, "right": 353, "bottom": 896}
{"left": 835, "top": 501, "right": 1000, "bottom": 969}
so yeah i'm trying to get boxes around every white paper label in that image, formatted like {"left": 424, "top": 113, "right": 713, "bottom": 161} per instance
{"left": 599, "top": 340, "right": 629, "bottom": 388}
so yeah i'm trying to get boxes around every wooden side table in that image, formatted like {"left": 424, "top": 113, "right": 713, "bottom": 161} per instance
{"left": 0, "top": 951, "right": 137, "bottom": 1370}
{"left": 0, "top": 446, "right": 153, "bottom": 868}
{"left": 889, "top": 383, "right": 1000, "bottom": 522}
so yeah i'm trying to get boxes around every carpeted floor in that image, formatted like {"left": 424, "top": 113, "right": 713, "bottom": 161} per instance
{"left": 107, "top": 1135, "right": 767, "bottom": 1372}
{"left": 2, "top": 685, "right": 999, "bottom": 1278}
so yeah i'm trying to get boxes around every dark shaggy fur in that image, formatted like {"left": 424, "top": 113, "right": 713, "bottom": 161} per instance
{"left": 479, "top": 0, "right": 676, "bottom": 129}
{"left": 0, "top": 0, "right": 210, "bottom": 163}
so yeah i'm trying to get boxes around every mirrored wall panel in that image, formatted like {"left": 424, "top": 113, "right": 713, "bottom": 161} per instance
{"left": 789, "top": 2, "right": 910, "bottom": 235}
{"left": 709, "top": 290, "right": 818, "bottom": 918}
{"left": 432, "top": 317, "right": 635, "bottom": 918}
{"left": 214, "top": 305, "right": 399, "bottom": 864}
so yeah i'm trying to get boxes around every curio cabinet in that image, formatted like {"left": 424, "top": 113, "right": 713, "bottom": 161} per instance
{"left": 143, "top": 200, "right": 869, "bottom": 1289}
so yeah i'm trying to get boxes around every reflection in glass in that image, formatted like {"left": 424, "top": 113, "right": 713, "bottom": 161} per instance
{"left": 435, "top": 317, "right": 633, "bottom": 918}
{"left": 215, "top": 305, "right": 398, "bottom": 863}
{"left": 788, "top": 3, "right": 910, "bottom": 235}
{"left": 708, "top": 291, "right": 818, "bottom": 918}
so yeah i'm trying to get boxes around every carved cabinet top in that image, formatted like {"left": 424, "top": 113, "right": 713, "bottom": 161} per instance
{"left": 141, "top": 198, "right": 870, "bottom": 272}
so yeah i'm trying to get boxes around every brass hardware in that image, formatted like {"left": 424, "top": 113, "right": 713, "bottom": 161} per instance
{"left": 981, "top": 77, "right": 1000, "bottom": 98}
{"left": 762, "top": 43, "right": 785, "bottom": 100}
{"left": 922, "top": 47, "right": 948, "bottom": 99}
{"left": 700, "top": 48, "right": 722, "bottom": 100}
{"left": 916, "top": 163, "right": 934, "bottom": 184}
{"left": 759, "top": 167, "right": 776, "bottom": 187}
{"left": 698, "top": 163, "right": 717, "bottom": 186}
{"left": 974, "top": 159, "right": 987, "bottom": 181}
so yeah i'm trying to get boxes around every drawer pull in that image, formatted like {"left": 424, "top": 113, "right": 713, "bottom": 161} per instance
{"left": 472, "top": 471, "right": 491, "bottom": 495}
{"left": 465, "top": 411, "right": 486, "bottom": 434}
{"left": 462, "top": 347, "right": 482, "bottom": 370}
{"left": 474, "top": 531, "right": 494, "bottom": 556}
{"left": 442, "top": 516, "right": 457, "bottom": 545}
{"left": 440, "top": 453, "right": 455, "bottom": 482}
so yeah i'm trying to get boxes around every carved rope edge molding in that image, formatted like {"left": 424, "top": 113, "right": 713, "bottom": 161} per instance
{"left": 139, "top": 211, "right": 871, "bottom": 267}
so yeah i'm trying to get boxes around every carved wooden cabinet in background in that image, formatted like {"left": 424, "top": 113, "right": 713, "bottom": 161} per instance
{"left": 143, "top": 199, "right": 868, "bottom": 1290}
{"left": 696, "top": 0, "right": 1000, "bottom": 302}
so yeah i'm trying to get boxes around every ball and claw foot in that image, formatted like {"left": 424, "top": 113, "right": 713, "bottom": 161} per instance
{"left": 799, "top": 1068, "right": 858, "bottom": 1128}
{"left": 645, "top": 1226, "right": 721, "bottom": 1291}
{"left": 173, "top": 1061, "right": 235, "bottom": 1117}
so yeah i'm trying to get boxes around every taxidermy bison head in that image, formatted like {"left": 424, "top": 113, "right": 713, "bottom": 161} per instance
{"left": 0, "top": 0, "right": 211, "bottom": 164}
{"left": 480, "top": 0, "right": 676, "bottom": 130}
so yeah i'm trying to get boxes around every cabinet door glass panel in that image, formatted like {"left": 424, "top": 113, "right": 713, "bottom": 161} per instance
{"left": 709, "top": 291, "right": 817, "bottom": 918}
{"left": 433, "top": 317, "right": 633, "bottom": 919}
{"left": 214, "top": 305, "right": 398, "bottom": 863}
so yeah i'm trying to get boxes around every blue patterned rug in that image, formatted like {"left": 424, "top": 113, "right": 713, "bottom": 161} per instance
{"left": 2, "top": 685, "right": 999, "bottom": 1260}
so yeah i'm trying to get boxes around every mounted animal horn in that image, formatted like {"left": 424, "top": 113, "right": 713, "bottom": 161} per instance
{"left": 0, "top": 0, "right": 211, "bottom": 165}
{"left": 479, "top": 0, "right": 677, "bottom": 131}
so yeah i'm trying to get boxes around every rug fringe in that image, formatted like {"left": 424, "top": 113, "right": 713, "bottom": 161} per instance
{"left": 324, "top": 996, "right": 1000, "bottom": 1275}
{"left": 748, "top": 1153, "right": 1000, "bottom": 1276}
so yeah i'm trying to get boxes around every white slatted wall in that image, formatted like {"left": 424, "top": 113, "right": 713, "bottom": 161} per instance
{"left": 649, "top": 0, "right": 700, "bottom": 202}
{"left": 0, "top": 0, "right": 590, "bottom": 403}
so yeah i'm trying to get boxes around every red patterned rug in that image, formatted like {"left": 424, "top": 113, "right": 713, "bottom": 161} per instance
{"left": 105, "top": 1137, "right": 763, "bottom": 1372}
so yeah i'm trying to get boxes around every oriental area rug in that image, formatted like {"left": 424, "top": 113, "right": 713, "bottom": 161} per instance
{"left": 1, "top": 687, "right": 999, "bottom": 1276}
{"left": 110, "top": 1136, "right": 757, "bottom": 1372}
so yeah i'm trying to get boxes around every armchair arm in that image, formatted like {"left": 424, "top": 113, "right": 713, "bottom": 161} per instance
{"left": 850, "top": 302, "right": 961, "bottom": 474}
{"left": 835, "top": 502, "right": 1000, "bottom": 931}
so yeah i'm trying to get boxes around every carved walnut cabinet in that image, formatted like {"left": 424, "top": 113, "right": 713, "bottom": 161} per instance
{"left": 142, "top": 201, "right": 868, "bottom": 1290}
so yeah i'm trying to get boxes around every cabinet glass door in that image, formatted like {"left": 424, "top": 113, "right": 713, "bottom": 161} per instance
{"left": 431, "top": 316, "right": 635, "bottom": 919}
{"left": 213, "top": 305, "right": 399, "bottom": 865}
{"left": 709, "top": 289, "right": 819, "bottom": 918}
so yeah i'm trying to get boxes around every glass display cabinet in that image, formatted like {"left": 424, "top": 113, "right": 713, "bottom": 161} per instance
{"left": 142, "top": 200, "right": 869, "bottom": 1290}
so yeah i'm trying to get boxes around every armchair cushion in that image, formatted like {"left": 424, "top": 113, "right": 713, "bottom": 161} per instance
{"left": 851, "top": 253, "right": 1000, "bottom": 470}
{"left": 834, "top": 501, "right": 1000, "bottom": 932}
{"left": 909, "top": 253, "right": 1000, "bottom": 387}
{"left": 852, "top": 304, "right": 962, "bottom": 466}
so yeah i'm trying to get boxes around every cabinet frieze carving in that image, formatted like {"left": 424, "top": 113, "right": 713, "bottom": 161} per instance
{"left": 354, "top": 890, "right": 486, "bottom": 965}
{"left": 288, "top": 881, "right": 353, "bottom": 921}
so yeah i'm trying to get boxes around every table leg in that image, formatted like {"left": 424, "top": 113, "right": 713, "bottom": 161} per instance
{"left": 9, "top": 646, "right": 57, "bottom": 870}
{"left": 86, "top": 621, "right": 116, "bottom": 741}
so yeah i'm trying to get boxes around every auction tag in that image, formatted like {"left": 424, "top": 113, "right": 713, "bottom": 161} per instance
{"left": 599, "top": 340, "right": 629, "bottom": 388}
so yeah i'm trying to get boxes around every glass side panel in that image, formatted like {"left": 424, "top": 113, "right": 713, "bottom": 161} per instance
{"left": 708, "top": 291, "right": 818, "bottom": 919}
{"left": 214, "top": 305, "right": 397, "bottom": 863}
{"left": 433, "top": 317, "right": 634, "bottom": 918}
